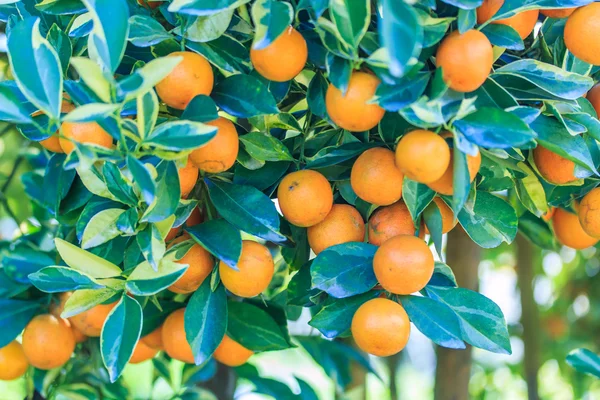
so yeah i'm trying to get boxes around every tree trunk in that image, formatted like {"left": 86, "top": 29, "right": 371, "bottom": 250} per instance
{"left": 516, "top": 234, "right": 541, "bottom": 400}
{"left": 202, "top": 363, "right": 236, "bottom": 400}
{"left": 434, "top": 227, "right": 481, "bottom": 400}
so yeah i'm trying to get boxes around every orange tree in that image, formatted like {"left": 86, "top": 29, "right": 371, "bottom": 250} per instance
{"left": 2, "top": 0, "right": 600, "bottom": 397}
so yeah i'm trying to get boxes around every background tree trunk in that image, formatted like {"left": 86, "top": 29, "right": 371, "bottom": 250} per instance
{"left": 516, "top": 234, "right": 541, "bottom": 400}
{"left": 434, "top": 227, "right": 481, "bottom": 400}
{"left": 202, "top": 363, "right": 236, "bottom": 400}
{"left": 338, "top": 337, "right": 367, "bottom": 400}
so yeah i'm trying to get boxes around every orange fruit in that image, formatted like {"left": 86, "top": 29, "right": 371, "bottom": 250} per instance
{"left": 351, "top": 298, "right": 410, "bottom": 357}
{"left": 435, "top": 30, "right": 493, "bottom": 93}
{"left": 189, "top": 117, "right": 239, "bottom": 173}
{"left": 129, "top": 340, "right": 158, "bottom": 364}
{"left": 50, "top": 292, "right": 87, "bottom": 343}
{"left": 533, "top": 145, "right": 577, "bottom": 185}
{"left": 564, "top": 4, "right": 600, "bottom": 65}
{"left": 368, "top": 201, "right": 421, "bottom": 246}
{"left": 476, "top": 0, "right": 539, "bottom": 39}
{"left": 168, "top": 243, "right": 214, "bottom": 294}
{"left": 250, "top": 26, "right": 308, "bottom": 82}
{"left": 219, "top": 240, "right": 274, "bottom": 298}
{"left": 155, "top": 51, "right": 214, "bottom": 110}
{"left": 542, "top": 207, "right": 556, "bottom": 222}
{"left": 71, "top": 327, "right": 87, "bottom": 344}
{"left": 59, "top": 121, "right": 113, "bottom": 154}
{"left": 427, "top": 150, "right": 481, "bottom": 195}
{"left": 395, "top": 130, "right": 451, "bottom": 183}
{"left": 325, "top": 72, "right": 385, "bottom": 132}
{"left": 36, "top": 101, "right": 76, "bottom": 153}
{"left": 307, "top": 204, "right": 365, "bottom": 254}
{"left": 277, "top": 170, "right": 333, "bottom": 227}
{"left": 425, "top": 197, "right": 457, "bottom": 234}
{"left": 552, "top": 207, "right": 598, "bottom": 249}
{"left": 373, "top": 235, "right": 434, "bottom": 295}
{"left": 578, "top": 188, "right": 600, "bottom": 238}
{"left": 141, "top": 325, "right": 163, "bottom": 350}
{"left": 0, "top": 341, "right": 29, "bottom": 380}
{"left": 351, "top": 148, "right": 404, "bottom": 206}
{"left": 162, "top": 308, "right": 194, "bottom": 363}
{"left": 178, "top": 158, "right": 198, "bottom": 198}
{"left": 22, "top": 314, "right": 75, "bottom": 370}
{"left": 212, "top": 334, "right": 253, "bottom": 367}
{"left": 544, "top": 315, "right": 568, "bottom": 340}
{"left": 70, "top": 301, "right": 117, "bottom": 337}
{"left": 586, "top": 84, "right": 600, "bottom": 117}
{"left": 541, "top": 8, "right": 576, "bottom": 18}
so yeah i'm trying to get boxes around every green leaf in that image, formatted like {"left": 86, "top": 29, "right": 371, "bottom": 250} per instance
{"left": 101, "top": 295, "right": 143, "bottom": 382}
{"left": 567, "top": 349, "right": 600, "bottom": 378}
{"left": 126, "top": 252, "right": 188, "bottom": 296}
{"left": 307, "top": 72, "right": 328, "bottom": 119}
{"left": 1, "top": 246, "right": 55, "bottom": 285}
{"left": 380, "top": 0, "right": 423, "bottom": 77}
{"left": 206, "top": 179, "right": 289, "bottom": 244}
{"left": 185, "top": 36, "right": 250, "bottom": 74}
{"left": 47, "top": 24, "right": 72, "bottom": 75}
{"left": 182, "top": 95, "right": 220, "bottom": 123}
{"left": 128, "top": 15, "right": 172, "bottom": 47}
{"left": 127, "top": 155, "right": 156, "bottom": 205}
{"left": 308, "top": 291, "right": 379, "bottom": 339}
{"left": 251, "top": 0, "right": 293, "bottom": 49}
{"left": 402, "top": 178, "right": 435, "bottom": 221}
{"left": 530, "top": 114, "right": 598, "bottom": 175}
{"left": 62, "top": 103, "right": 120, "bottom": 123}
{"left": 141, "top": 161, "right": 180, "bottom": 223}
{"left": 0, "top": 299, "right": 41, "bottom": 348}
{"left": 0, "top": 84, "right": 33, "bottom": 124}
{"left": 453, "top": 107, "right": 536, "bottom": 149}
{"left": 175, "top": 10, "right": 234, "bottom": 43}
{"left": 137, "top": 224, "right": 166, "bottom": 270}
{"left": 185, "top": 280, "right": 227, "bottom": 364}
{"left": 400, "top": 295, "right": 465, "bottom": 349}
{"left": 212, "top": 75, "right": 279, "bottom": 118}
{"left": 329, "top": 0, "right": 370, "bottom": 50}
{"left": 227, "top": 301, "right": 291, "bottom": 351}
{"left": 239, "top": 131, "right": 294, "bottom": 162}
{"left": 187, "top": 220, "right": 242, "bottom": 269}
{"left": 29, "top": 266, "right": 105, "bottom": 293}
{"left": 8, "top": 18, "right": 63, "bottom": 119}
{"left": 43, "top": 153, "right": 76, "bottom": 216}
{"left": 457, "top": 8, "right": 476, "bottom": 33}
{"left": 492, "top": 59, "right": 593, "bottom": 101}
{"left": 310, "top": 243, "right": 377, "bottom": 298}
{"left": 481, "top": 24, "right": 524, "bottom": 50}
{"left": 82, "top": 208, "right": 126, "bottom": 249}
{"left": 117, "top": 56, "right": 182, "bottom": 101}
{"left": 305, "top": 142, "right": 376, "bottom": 169}
{"left": 55, "top": 238, "right": 122, "bottom": 278}
{"left": 144, "top": 120, "right": 217, "bottom": 151}
{"left": 458, "top": 191, "right": 518, "bottom": 248}
{"left": 168, "top": 0, "right": 251, "bottom": 16}
{"left": 137, "top": 90, "right": 159, "bottom": 139}
{"left": 81, "top": 0, "right": 129, "bottom": 73}
{"left": 70, "top": 57, "right": 113, "bottom": 102}
{"left": 36, "top": 0, "right": 87, "bottom": 15}
{"left": 427, "top": 286, "right": 511, "bottom": 355}
{"left": 102, "top": 163, "right": 138, "bottom": 206}
{"left": 62, "top": 287, "right": 120, "bottom": 318}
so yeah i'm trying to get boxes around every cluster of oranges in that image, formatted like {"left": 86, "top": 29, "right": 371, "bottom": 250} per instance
{"left": 276, "top": 128, "right": 479, "bottom": 356}
{"left": 0, "top": 290, "right": 257, "bottom": 381}
{"left": 435, "top": 1, "right": 600, "bottom": 94}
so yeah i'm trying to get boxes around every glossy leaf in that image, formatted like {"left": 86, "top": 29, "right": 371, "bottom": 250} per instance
{"left": 29, "top": 266, "right": 104, "bottom": 293}
{"left": 187, "top": 219, "right": 242, "bottom": 269}
{"left": 310, "top": 243, "right": 377, "bottom": 298}
{"left": 185, "top": 280, "right": 227, "bottom": 365}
